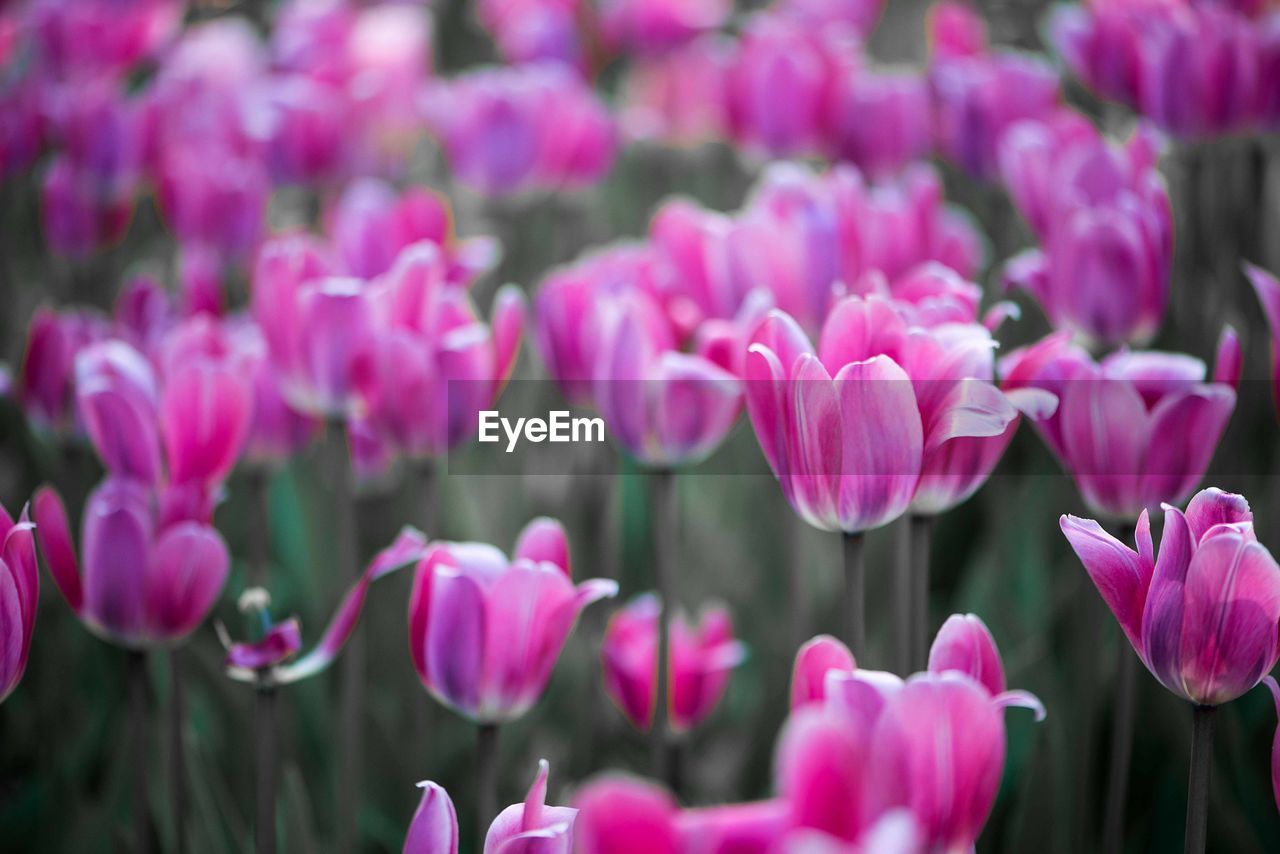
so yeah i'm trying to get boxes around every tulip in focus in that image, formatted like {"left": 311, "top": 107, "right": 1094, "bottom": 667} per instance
{"left": 408, "top": 518, "right": 617, "bottom": 723}
{"left": 602, "top": 593, "right": 747, "bottom": 732}
{"left": 1001, "top": 332, "right": 1237, "bottom": 521}
{"left": 0, "top": 501, "right": 37, "bottom": 704}
{"left": 33, "top": 479, "right": 230, "bottom": 649}
{"left": 1062, "top": 487, "right": 1280, "bottom": 707}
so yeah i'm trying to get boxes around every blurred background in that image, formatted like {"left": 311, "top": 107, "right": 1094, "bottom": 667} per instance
{"left": 2, "top": 0, "right": 1280, "bottom": 852}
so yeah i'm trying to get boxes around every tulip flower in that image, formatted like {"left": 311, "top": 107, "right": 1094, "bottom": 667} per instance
{"left": 1062, "top": 487, "right": 1280, "bottom": 851}
{"left": 408, "top": 517, "right": 617, "bottom": 723}
{"left": 30, "top": 0, "right": 181, "bottom": 80}
{"left": 34, "top": 479, "right": 230, "bottom": 649}
{"left": 404, "top": 781, "right": 459, "bottom": 854}
{"left": 0, "top": 501, "right": 37, "bottom": 704}
{"left": 790, "top": 634, "right": 855, "bottom": 710}
{"left": 1061, "top": 488, "right": 1280, "bottom": 707}
{"left": 601, "top": 593, "right": 747, "bottom": 733}
{"left": 1245, "top": 263, "right": 1280, "bottom": 419}
{"left": 17, "top": 307, "right": 108, "bottom": 432}
{"left": 774, "top": 0, "right": 883, "bottom": 39}
{"left": 477, "top": 0, "right": 586, "bottom": 70}
{"left": 827, "top": 69, "right": 932, "bottom": 179}
{"left": 484, "top": 759, "right": 577, "bottom": 852}
{"left": 1001, "top": 332, "right": 1237, "bottom": 522}
{"left": 999, "top": 112, "right": 1171, "bottom": 348}
{"left": 619, "top": 37, "right": 731, "bottom": 145}
{"left": 350, "top": 244, "right": 525, "bottom": 466}
{"left": 1264, "top": 676, "right": 1280, "bottom": 814}
{"left": 598, "top": 0, "right": 730, "bottom": 56}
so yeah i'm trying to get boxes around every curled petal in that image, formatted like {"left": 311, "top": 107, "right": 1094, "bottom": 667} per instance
{"left": 993, "top": 689, "right": 1046, "bottom": 721}
{"left": 226, "top": 618, "right": 302, "bottom": 671}
{"left": 1060, "top": 514, "right": 1152, "bottom": 651}
{"left": 32, "top": 486, "right": 82, "bottom": 612}
{"left": 1184, "top": 488, "right": 1253, "bottom": 545}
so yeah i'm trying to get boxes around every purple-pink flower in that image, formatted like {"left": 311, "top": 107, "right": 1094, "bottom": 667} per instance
{"left": 1001, "top": 332, "right": 1237, "bottom": 521}
{"left": 407, "top": 518, "right": 617, "bottom": 723}
{"left": 0, "top": 501, "right": 38, "bottom": 704}
{"left": 601, "top": 594, "right": 746, "bottom": 733}
{"left": 1062, "top": 487, "right": 1280, "bottom": 706}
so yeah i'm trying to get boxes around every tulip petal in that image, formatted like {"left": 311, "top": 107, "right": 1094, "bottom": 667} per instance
{"left": 1060, "top": 515, "right": 1152, "bottom": 651}
{"left": 491, "top": 284, "right": 526, "bottom": 395}
{"left": 776, "top": 707, "right": 869, "bottom": 842}
{"left": 833, "top": 356, "right": 923, "bottom": 532}
{"left": 145, "top": 523, "right": 230, "bottom": 641}
{"left": 573, "top": 776, "right": 679, "bottom": 854}
{"left": 1245, "top": 263, "right": 1280, "bottom": 415}
{"left": 426, "top": 569, "right": 486, "bottom": 718}
{"left": 1263, "top": 676, "right": 1280, "bottom": 815}
{"left": 1060, "top": 375, "right": 1148, "bottom": 518}
{"left": 927, "top": 614, "right": 1006, "bottom": 696}
{"left": 993, "top": 689, "right": 1046, "bottom": 721}
{"left": 1184, "top": 488, "right": 1253, "bottom": 545}
{"left": 160, "top": 363, "right": 252, "bottom": 486}
{"left": 404, "top": 781, "right": 459, "bottom": 854}
{"left": 1213, "top": 325, "right": 1242, "bottom": 390}
{"left": 513, "top": 518, "right": 570, "bottom": 577}
{"left": 923, "top": 378, "right": 1018, "bottom": 454}
{"left": 1137, "top": 386, "right": 1236, "bottom": 514}
{"left": 82, "top": 480, "right": 154, "bottom": 643}
{"left": 790, "top": 635, "right": 856, "bottom": 710}
{"left": 32, "top": 487, "right": 82, "bottom": 612}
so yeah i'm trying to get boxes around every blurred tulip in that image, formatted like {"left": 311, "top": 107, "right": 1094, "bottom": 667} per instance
{"left": 927, "top": 0, "right": 986, "bottom": 60}
{"left": 573, "top": 776, "right": 681, "bottom": 853}
{"left": 0, "top": 501, "right": 37, "bottom": 704}
{"left": 1264, "top": 676, "right": 1280, "bottom": 813}
{"left": 17, "top": 307, "right": 108, "bottom": 431}
{"left": 1061, "top": 487, "right": 1280, "bottom": 705}
{"left": 484, "top": 759, "right": 577, "bottom": 853}
{"left": 1000, "top": 114, "right": 1171, "bottom": 348}
{"left": 74, "top": 340, "right": 163, "bottom": 482}
{"left": 598, "top": 0, "right": 729, "bottom": 56}
{"left": 927, "top": 613, "right": 1044, "bottom": 716}
{"left": 591, "top": 290, "right": 742, "bottom": 468}
{"left": 827, "top": 69, "right": 932, "bottom": 179}
{"left": 404, "top": 781, "right": 459, "bottom": 854}
{"left": 30, "top": 0, "right": 182, "bottom": 80}
{"left": 408, "top": 518, "right": 617, "bottom": 723}
{"left": 352, "top": 245, "right": 524, "bottom": 462}
{"left": 790, "top": 634, "right": 855, "bottom": 710}
{"left": 619, "top": 37, "right": 730, "bottom": 144}
{"left": 602, "top": 593, "right": 747, "bottom": 732}
{"left": 225, "top": 527, "right": 427, "bottom": 684}
{"left": 251, "top": 234, "right": 375, "bottom": 418}
{"left": 1002, "top": 333, "right": 1237, "bottom": 521}
{"left": 40, "top": 155, "right": 135, "bottom": 258}
{"left": 1245, "top": 263, "right": 1280, "bottom": 418}
{"left": 745, "top": 297, "right": 1021, "bottom": 534}
{"left": 225, "top": 320, "right": 318, "bottom": 468}
{"left": 477, "top": 0, "right": 585, "bottom": 70}
{"left": 774, "top": 0, "right": 883, "bottom": 38}
{"left": 34, "top": 479, "right": 230, "bottom": 649}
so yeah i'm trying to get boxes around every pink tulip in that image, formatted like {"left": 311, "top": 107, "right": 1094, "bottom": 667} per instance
{"left": 17, "top": 307, "right": 108, "bottom": 431}
{"left": 774, "top": 0, "right": 883, "bottom": 39}
{"left": 33, "top": 479, "right": 230, "bottom": 649}
{"left": 226, "top": 527, "right": 427, "bottom": 683}
{"left": 30, "top": 0, "right": 182, "bottom": 80}
{"left": 225, "top": 320, "right": 319, "bottom": 468}
{"left": 0, "top": 501, "right": 37, "bottom": 704}
{"left": 591, "top": 290, "right": 742, "bottom": 468}
{"left": 352, "top": 245, "right": 524, "bottom": 461}
{"left": 602, "top": 594, "right": 746, "bottom": 732}
{"left": 999, "top": 114, "right": 1171, "bottom": 348}
{"left": 1245, "top": 263, "right": 1280, "bottom": 418}
{"left": 927, "top": 0, "right": 986, "bottom": 60}
{"left": 325, "top": 179, "right": 498, "bottom": 285}
{"left": 404, "top": 781, "right": 459, "bottom": 854}
{"left": 408, "top": 518, "right": 617, "bottom": 723}
{"left": 258, "top": 74, "right": 349, "bottom": 185}
{"left": 745, "top": 296, "right": 1021, "bottom": 533}
{"left": 1062, "top": 488, "right": 1280, "bottom": 706}
{"left": 827, "top": 69, "right": 932, "bottom": 179}
{"left": 573, "top": 776, "right": 681, "bottom": 854}
{"left": 598, "top": 0, "right": 730, "bottom": 56}
{"left": 724, "top": 14, "right": 845, "bottom": 158}
{"left": 40, "top": 154, "right": 135, "bottom": 258}
{"left": 75, "top": 340, "right": 164, "bottom": 483}
{"left": 928, "top": 26, "right": 1060, "bottom": 179}
{"left": 155, "top": 144, "right": 268, "bottom": 264}
{"left": 484, "top": 759, "right": 577, "bottom": 853}
{"left": 477, "top": 0, "right": 585, "bottom": 70}
{"left": 927, "top": 613, "right": 1044, "bottom": 716}
{"left": 790, "top": 634, "right": 856, "bottom": 710}
{"left": 1001, "top": 332, "right": 1237, "bottom": 521}
{"left": 251, "top": 234, "right": 376, "bottom": 418}
{"left": 619, "top": 37, "right": 731, "bottom": 144}
{"left": 424, "top": 64, "right": 616, "bottom": 196}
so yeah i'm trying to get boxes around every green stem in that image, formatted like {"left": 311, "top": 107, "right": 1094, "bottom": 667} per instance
{"left": 842, "top": 532, "right": 866, "bottom": 660}
{"left": 1184, "top": 705, "right": 1216, "bottom": 854}
{"left": 651, "top": 469, "right": 678, "bottom": 788}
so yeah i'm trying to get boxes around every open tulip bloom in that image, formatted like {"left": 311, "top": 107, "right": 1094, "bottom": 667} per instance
{"left": 0, "top": 501, "right": 38, "bottom": 704}
{"left": 408, "top": 517, "right": 618, "bottom": 724}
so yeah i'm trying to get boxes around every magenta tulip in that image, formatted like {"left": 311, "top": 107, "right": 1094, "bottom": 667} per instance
{"left": 827, "top": 69, "right": 932, "bottom": 179}
{"left": 619, "top": 37, "right": 731, "bottom": 145}
{"left": 598, "top": 0, "right": 730, "bottom": 56}
{"left": 224, "top": 319, "right": 319, "bottom": 468}
{"left": 404, "top": 781, "right": 459, "bottom": 854}
{"left": 790, "top": 634, "right": 855, "bottom": 710}
{"left": 31, "top": 0, "right": 181, "bottom": 79}
{"left": 408, "top": 518, "right": 617, "bottom": 723}
{"left": 774, "top": 0, "right": 883, "bottom": 39}
{"left": 1264, "top": 676, "right": 1280, "bottom": 813}
{"left": 602, "top": 594, "right": 746, "bottom": 733}
{"left": 34, "top": 480, "right": 230, "bottom": 649}
{"left": 1002, "top": 332, "right": 1237, "bottom": 521}
{"left": 478, "top": 0, "right": 585, "bottom": 70}
{"left": 999, "top": 113, "right": 1171, "bottom": 348}
{"left": 745, "top": 296, "right": 1022, "bottom": 533}
{"left": 0, "top": 501, "right": 37, "bottom": 704}
{"left": 573, "top": 776, "right": 681, "bottom": 854}
{"left": 17, "top": 307, "right": 108, "bottom": 431}
{"left": 40, "top": 154, "right": 135, "bottom": 258}
{"left": 484, "top": 759, "right": 577, "bottom": 853}
{"left": 1062, "top": 488, "right": 1280, "bottom": 706}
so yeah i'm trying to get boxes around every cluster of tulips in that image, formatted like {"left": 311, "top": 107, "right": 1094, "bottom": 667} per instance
{"left": 3, "top": 0, "right": 1280, "bottom": 852}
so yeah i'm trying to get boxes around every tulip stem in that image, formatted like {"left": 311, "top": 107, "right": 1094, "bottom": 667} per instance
{"left": 892, "top": 517, "right": 911, "bottom": 675}
{"left": 651, "top": 469, "right": 678, "bottom": 788}
{"left": 910, "top": 515, "right": 933, "bottom": 671}
{"left": 1184, "top": 705, "right": 1216, "bottom": 854}
{"left": 327, "top": 419, "right": 362, "bottom": 853}
{"left": 168, "top": 648, "right": 187, "bottom": 854}
{"left": 1102, "top": 646, "right": 1138, "bottom": 854}
{"left": 475, "top": 723, "right": 500, "bottom": 846}
{"left": 254, "top": 685, "right": 279, "bottom": 854}
{"left": 413, "top": 459, "right": 438, "bottom": 770}
{"left": 842, "top": 532, "right": 866, "bottom": 660}
{"left": 788, "top": 513, "right": 810, "bottom": 655}
{"left": 127, "top": 650, "right": 152, "bottom": 854}
{"left": 248, "top": 468, "right": 271, "bottom": 588}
